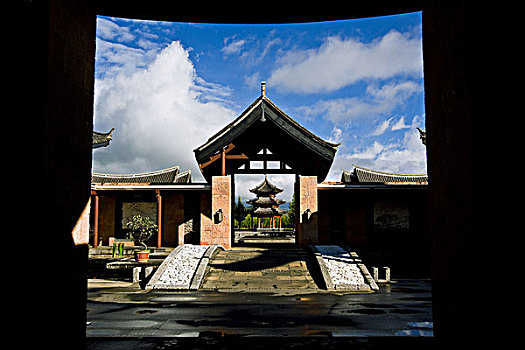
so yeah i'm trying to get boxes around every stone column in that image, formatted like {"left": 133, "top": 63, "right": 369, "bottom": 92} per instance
{"left": 201, "top": 176, "right": 231, "bottom": 248}
{"left": 297, "top": 176, "right": 318, "bottom": 246}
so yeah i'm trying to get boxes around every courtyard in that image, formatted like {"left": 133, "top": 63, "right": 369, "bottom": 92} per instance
{"left": 86, "top": 241, "right": 433, "bottom": 349}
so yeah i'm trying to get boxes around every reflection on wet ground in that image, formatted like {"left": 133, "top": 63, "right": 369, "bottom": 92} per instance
{"left": 87, "top": 245, "right": 434, "bottom": 348}
{"left": 87, "top": 279, "right": 433, "bottom": 340}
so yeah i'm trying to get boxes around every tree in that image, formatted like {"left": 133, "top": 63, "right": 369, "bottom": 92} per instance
{"left": 287, "top": 192, "right": 295, "bottom": 227}
{"left": 278, "top": 192, "right": 296, "bottom": 228}
{"left": 240, "top": 213, "right": 253, "bottom": 229}
{"left": 234, "top": 196, "right": 246, "bottom": 228}
{"left": 125, "top": 215, "right": 158, "bottom": 250}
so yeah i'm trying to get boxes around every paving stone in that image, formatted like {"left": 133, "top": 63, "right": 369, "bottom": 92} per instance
{"left": 201, "top": 247, "right": 319, "bottom": 291}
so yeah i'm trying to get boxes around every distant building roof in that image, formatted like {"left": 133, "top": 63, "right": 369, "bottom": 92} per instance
{"left": 92, "top": 128, "right": 114, "bottom": 149}
{"left": 342, "top": 165, "right": 428, "bottom": 185}
{"left": 247, "top": 196, "right": 286, "bottom": 206}
{"left": 417, "top": 127, "right": 426, "bottom": 145}
{"left": 252, "top": 207, "right": 287, "bottom": 217}
{"left": 249, "top": 175, "right": 283, "bottom": 195}
{"left": 248, "top": 175, "right": 287, "bottom": 217}
{"left": 92, "top": 165, "right": 191, "bottom": 184}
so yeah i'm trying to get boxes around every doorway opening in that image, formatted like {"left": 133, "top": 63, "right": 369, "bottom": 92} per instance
{"left": 233, "top": 173, "right": 296, "bottom": 247}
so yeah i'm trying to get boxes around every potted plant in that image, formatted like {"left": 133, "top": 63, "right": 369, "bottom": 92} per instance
{"left": 125, "top": 215, "right": 158, "bottom": 262}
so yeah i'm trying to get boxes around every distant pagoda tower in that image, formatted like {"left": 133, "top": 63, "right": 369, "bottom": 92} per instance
{"left": 247, "top": 175, "right": 287, "bottom": 229}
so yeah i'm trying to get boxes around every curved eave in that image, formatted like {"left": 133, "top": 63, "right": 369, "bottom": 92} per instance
{"left": 193, "top": 96, "right": 339, "bottom": 166}
{"left": 92, "top": 128, "right": 114, "bottom": 149}
{"left": 249, "top": 179, "right": 283, "bottom": 195}
{"left": 252, "top": 207, "right": 288, "bottom": 217}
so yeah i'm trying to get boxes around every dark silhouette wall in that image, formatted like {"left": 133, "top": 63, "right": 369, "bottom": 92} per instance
{"left": 20, "top": 0, "right": 481, "bottom": 347}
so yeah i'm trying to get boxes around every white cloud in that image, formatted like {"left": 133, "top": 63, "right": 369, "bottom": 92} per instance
{"left": 328, "top": 126, "right": 343, "bottom": 144}
{"left": 372, "top": 114, "right": 422, "bottom": 135}
{"left": 371, "top": 117, "right": 393, "bottom": 136}
{"left": 269, "top": 30, "right": 423, "bottom": 93}
{"left": 325, "top": 128, "right": 427, "bottom": 181}
{"left": 93, "top": 41, "right": 236, "bottom": 181}
{"left": 244, "top": 72, "right": 261, "bottom": 88}
{"left": 222, "top": 38, "right": 247, "bottom": 55}
{"left": 391, "top": 116, "right": 409, "bottom": 130}
{"left": 297, "top": 80, "right": 421, "bottom": 123}
{"left": 392, "top": 115, "right": 422, "bottom": 131}
{"left": 95, "top": 39, "right": 153, "bottom": 78}
{"left": 350, "top": 141, "right": 386, "bottom": 160}
{"left": 96, "top": 17, "right": 136, "bottom": 43}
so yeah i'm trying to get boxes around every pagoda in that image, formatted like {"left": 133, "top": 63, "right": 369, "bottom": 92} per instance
{"left": 247, "top": 175, "right": 288, "bottom": 229}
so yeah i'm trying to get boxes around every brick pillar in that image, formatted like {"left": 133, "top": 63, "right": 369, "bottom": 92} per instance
{"left": 201, "top": 176, "right": 231, "bottom": 248}
{"left": 297, "top": 176, "right": 318, "bottom": 246}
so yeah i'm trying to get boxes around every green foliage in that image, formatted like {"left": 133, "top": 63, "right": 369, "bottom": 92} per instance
{"left": 240, "top": 213, "right": 253, "bottom": 228}
{"left": 125, "top": 215, "right": 158, "bottom": 249}
{"left": 286, "top": 192, "right": 295, "bottom": 227}
{"left": 234, "top": 196, "right": 247, "bottom": 228}
{"left": 281, "top": 214, "right": 293, "bottom": 228}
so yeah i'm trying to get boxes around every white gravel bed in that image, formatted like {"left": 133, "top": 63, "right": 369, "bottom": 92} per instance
{"left": 150, "top": 245, "right": 208, "bottom": 289}
{"left": 314, "top": 245, "right": 368, "bottom": 289}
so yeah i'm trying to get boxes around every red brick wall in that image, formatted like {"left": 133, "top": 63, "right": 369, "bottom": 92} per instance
{"left": 162, "top": 193, "right": 185, "bottom": 246}
{"left": 98, "top": 195, "right": 115, "bottom": 245}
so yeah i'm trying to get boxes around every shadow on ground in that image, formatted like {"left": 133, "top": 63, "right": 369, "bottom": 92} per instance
{"left": 206, "top": 247, "right": 326, "bottom": 288}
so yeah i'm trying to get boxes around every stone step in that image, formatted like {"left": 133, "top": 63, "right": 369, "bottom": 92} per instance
{"left": 145, "top": 244, "right": 224, "bottom": 290}
{"left": 144, "top": 244, "right": 378, "bottom": 293}
{"left": 310, "top": 245, "right": 378, "bottom": 292}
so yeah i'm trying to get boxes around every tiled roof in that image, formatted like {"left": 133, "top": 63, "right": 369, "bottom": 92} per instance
{"left": 174, "top": 170, "right": 192, "bottom": 183}
{"left": 342, "top": 166, "right": 428, "bottom": 184}
{"left": 417, "top": 127, "right": 426, "bottom": 145}
{"left": 249, "top": 175, "right": 283, "bottom": 195}
{"left": 252, "top": 207, "right": 287, "bottom": 217}
{"left": 247, "top": 197, "right": 286, "bottom": 206}
{"left": 92, "top": 128, "right": 114, "bottom": 149}
{"left": 194, "top": 83, "right": 338, "bottom": 182}
{"left": 92, "top": 166, "right": 192, "bottom": 184}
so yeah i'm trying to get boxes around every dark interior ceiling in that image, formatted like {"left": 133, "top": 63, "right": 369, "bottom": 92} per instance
{"left": 94, "top": 1, "right": 425, "bottom": 24}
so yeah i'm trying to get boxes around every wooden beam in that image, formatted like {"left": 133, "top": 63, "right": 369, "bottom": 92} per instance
{"left": 225, "top": 154, "right": 249, "bottom": 160}
{"left": 234, "top": 168, "right": 296, "bottom": 175}
{"left": 221, "top": 146, "right": 226, "bottom": 176}
{"left": 199, "top": 143, "right": 238, "bottom": 169}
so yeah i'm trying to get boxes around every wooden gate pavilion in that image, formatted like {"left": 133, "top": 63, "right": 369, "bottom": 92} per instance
{"left": 193, "top": 82, "right": 339, "bottom": 247}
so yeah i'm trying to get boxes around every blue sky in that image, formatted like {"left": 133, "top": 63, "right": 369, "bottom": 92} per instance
{"left": 93, "top": 13, "right": 426, "bottom": 203}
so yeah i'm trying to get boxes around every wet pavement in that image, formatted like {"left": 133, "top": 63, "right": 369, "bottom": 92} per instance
{"left": 86, "top": 279, "right": 433, "bottom": 338}
{"left": 86, "top": 246, "right": 434, "bottom": 349}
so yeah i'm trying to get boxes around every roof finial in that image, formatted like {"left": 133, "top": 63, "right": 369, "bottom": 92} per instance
{"left": 261, "top": 81, "right": 266, "bottom": 97}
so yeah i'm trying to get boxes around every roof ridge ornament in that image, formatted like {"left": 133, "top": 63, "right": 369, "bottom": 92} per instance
{"left": 261, "top": 102, "right": 266, "bottom": 122}
{"left": 260, "top": 82, "right": 267, "bottom": 122}
{"left": 261, "top": 81, "right": 266, "bottom": 97}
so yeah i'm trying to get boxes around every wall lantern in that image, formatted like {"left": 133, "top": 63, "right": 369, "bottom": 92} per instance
{"left": 302, "top": 208, "right": 312, "bottom": 222}
{"left": 214, "top": 209, "right": 224, "bottom": 224}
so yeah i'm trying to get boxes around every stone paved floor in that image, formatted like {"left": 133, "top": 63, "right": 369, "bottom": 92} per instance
{"left": 201, "top": 247, "right": 320, "bottom": 291}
